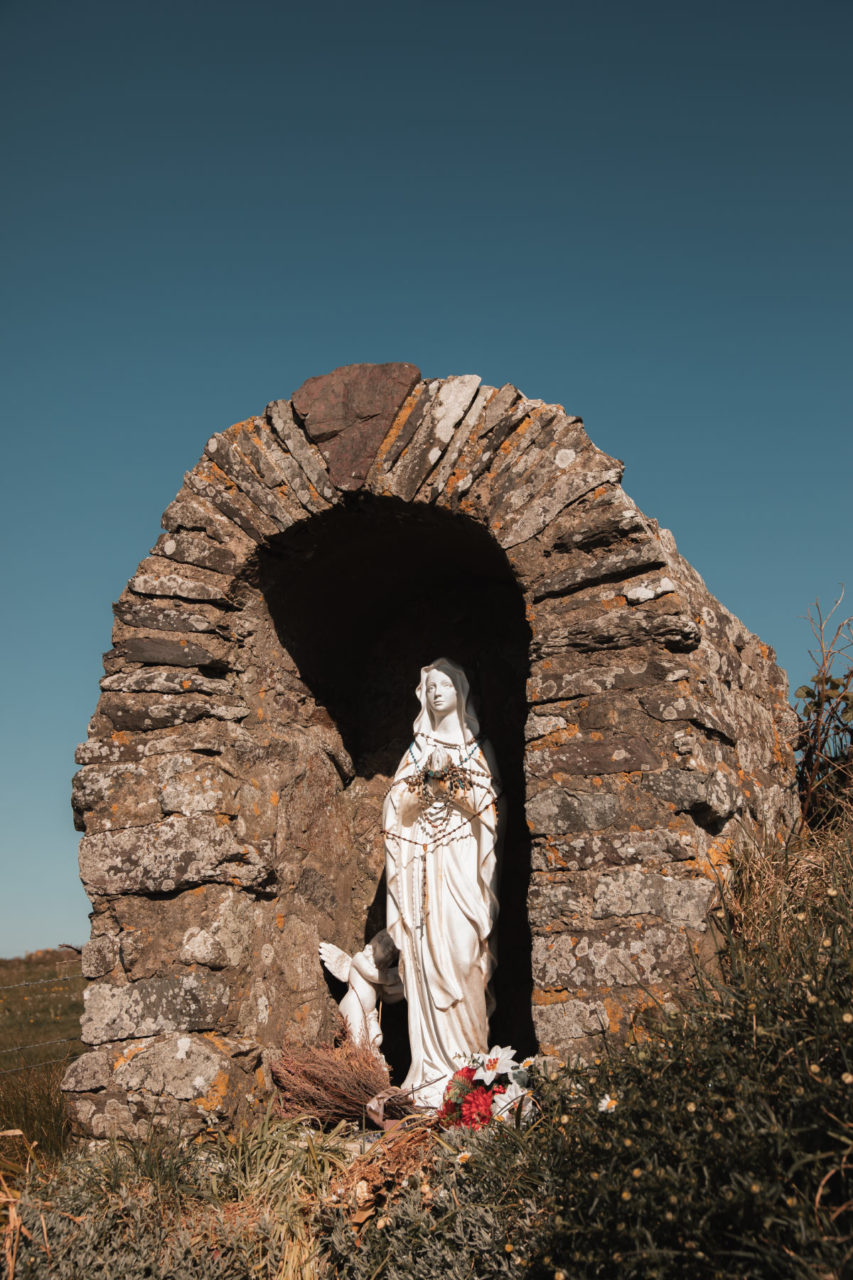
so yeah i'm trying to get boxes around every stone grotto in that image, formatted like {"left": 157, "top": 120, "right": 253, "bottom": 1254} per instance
{"left": 63, "top": 362, "right": 798, "bottom": 1137}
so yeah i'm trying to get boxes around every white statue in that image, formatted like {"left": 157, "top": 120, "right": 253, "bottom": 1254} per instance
{"left": 382, "top": 659, "right": 500, "bottom": 1107}
{"left": 318, "top": 930, "right": 404, "bottom": 1051}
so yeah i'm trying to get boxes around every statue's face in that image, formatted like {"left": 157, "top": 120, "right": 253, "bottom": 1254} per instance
{"left": 425, "top": 669, "right": 458, "bottom": 717}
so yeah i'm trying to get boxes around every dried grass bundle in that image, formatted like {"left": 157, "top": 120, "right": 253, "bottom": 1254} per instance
{"left": 271, "top": 1037, "right": 413, "bottom": 1126}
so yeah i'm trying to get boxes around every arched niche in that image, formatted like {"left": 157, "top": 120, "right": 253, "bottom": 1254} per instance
{"left": 256, "top": 493, "right": 535, "bottom": 1062}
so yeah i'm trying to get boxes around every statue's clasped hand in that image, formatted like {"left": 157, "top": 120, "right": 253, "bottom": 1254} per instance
{"left": 404, "top": 748, "right": 473, "bottom": 807}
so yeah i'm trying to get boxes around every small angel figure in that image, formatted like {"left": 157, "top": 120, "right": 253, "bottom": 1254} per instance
{"left": 318, "top": 929, "right": 404, "bottom": 1052}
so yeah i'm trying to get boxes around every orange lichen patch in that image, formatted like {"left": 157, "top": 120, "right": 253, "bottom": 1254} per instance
{"left": 770, "top": 721, "right": 787, "bottom": 767}
{"left": 111, "top": 731, "right": 130, "bottom": 745}
{"left": 274, "top": 483, "right": 295, "bottom": 506}
{"left": 226, "top": 418, "right": 255, "bottom": 439}
{"left": 705, "top": 836, "right": 733, "bottom": 868}
{"left": 196, "top": 1069, "right": 230, "bottom": 1113}
{"left": 179, "top": 639, "right": 188, "bottom": 647}
{"left": 201, "top": 1032, "right": 232, "bottom": 1055}
{"left": 602, "top": 996, "right": 628, "bottom": 1034}
{"left": 592, "top": 777, "right": 603, "bottom": 788}
{"left": 527, "top": 725, "right": 580, "bottom": 752}
{"left": 371, "top": 385, "right": 423, "bottom": 474}
{"left": 182, "top": 679, "right": 191, "bottom": 690}
{"left": 195, "top": 459, "right": 237, "bottom": 492}
{"left": 215, "top": 813, "right": 230, "bottom": 827}
{"left": 532, "top": 988, "right": 569, "bottom": 1006}
{"left": 307, "top": 481, "right": 321, "bottom": 502}
{"left": 257, "top": 708, "right": 265, "bottom": 721}
{"left": 112, "top": 1042, "right": 148, "bottom": 1071}
{"left": 538, "top": 841, "right": 568, "bottom": 868}
{"left": 191, "top": 886, "right": 205, "bottom": 896}
{"left": 255, "top": 1065, "right": 267, "bottom": 1089}
{"left": 684, "top": 857, "right": 725, "bottom": 883}
{"left": 593, "top": 485, "right": 609, "bottom": 499}
{"left": 275, "top": 913, "right": 285, "bottom": 931}
{"left": 446, "top": 433, "right": 489, "bottom": 495}
{"left": 601, "top": 595, "right": 627, "bottom": 610}
{"left": 589, "top": 731, "right": 603, "bottom": 742}
{"left": 270, "top": 791, "right": 279, "bottom": 807}
{"left": 494, "top": 411, "right": 539, "bottom": 461}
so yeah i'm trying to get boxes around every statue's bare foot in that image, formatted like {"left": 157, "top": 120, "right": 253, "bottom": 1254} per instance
{"left": 318, "top": 940, "right": 352, "bottom": 982}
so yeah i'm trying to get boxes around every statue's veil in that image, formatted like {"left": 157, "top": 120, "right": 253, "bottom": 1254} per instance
{"left": 412, "top": 658, "right": 480, "bottom": 742}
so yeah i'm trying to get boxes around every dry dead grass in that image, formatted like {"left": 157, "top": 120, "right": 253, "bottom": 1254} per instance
{"left": 727, "top": 797, "right": 852, "bottom": 963}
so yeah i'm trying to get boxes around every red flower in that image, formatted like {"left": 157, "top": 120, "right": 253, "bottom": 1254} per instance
{"left": 455, "top": 1066, "right": 476, "bottom": 1083}
{"left": 459, "top": 1086, "right": 494, "bottom": 1129}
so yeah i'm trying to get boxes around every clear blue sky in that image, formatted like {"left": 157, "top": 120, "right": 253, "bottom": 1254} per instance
{"left": 1, "top": 0, "right": 850, "bottom": 957}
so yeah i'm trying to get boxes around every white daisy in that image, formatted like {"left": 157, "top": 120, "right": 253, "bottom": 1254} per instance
{"left": 473, "top": 1044, "right": 518, "bottom": 1085}
{"left": 597, "top": 1094, "right": 618, "bottom": 1112}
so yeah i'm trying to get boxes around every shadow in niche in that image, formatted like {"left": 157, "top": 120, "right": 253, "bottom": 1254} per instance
{"left": 257, "top": 494, "right": 537, "bottom": 1058}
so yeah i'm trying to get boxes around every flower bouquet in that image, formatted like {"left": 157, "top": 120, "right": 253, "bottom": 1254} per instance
{"left": 436, "top": 1045, "right": 532, "bottom": 1129}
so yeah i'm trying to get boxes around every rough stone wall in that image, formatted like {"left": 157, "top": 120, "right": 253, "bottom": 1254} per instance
{"left": 65, "top": 363, "right": 798, "bottom": 1137}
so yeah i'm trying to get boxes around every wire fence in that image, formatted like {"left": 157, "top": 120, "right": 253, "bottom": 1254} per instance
{"left": 0, "top": 973, "right": 85, "bottom": 993}
{"left": 0, "top": 1036, "right": 82, "bottom": 1057}
{"left": 0, "top": 1054, "right": 81, "bottom": 1078}
{"left": 0, "top": 961, "right": 86, "bottom": 1078}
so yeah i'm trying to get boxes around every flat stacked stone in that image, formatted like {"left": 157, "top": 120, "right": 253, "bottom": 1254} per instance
{"left": 65, "top": 363, "right": 798, "bottom": 1137}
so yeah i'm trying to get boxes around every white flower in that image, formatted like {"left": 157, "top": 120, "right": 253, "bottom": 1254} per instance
{"left": 598, "top": 1094, "right": 618, "bottom": 1112}
{"left": 491, "top": 1078, "right": 533, "bottom": 1125}
{"left": 473, "top": 1045, "right": 518, "bottom": 1085}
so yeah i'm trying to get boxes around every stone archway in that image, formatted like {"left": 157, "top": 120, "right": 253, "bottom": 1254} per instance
{"left": 65, "top": 363, "right": 798, "bottom": 1137}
